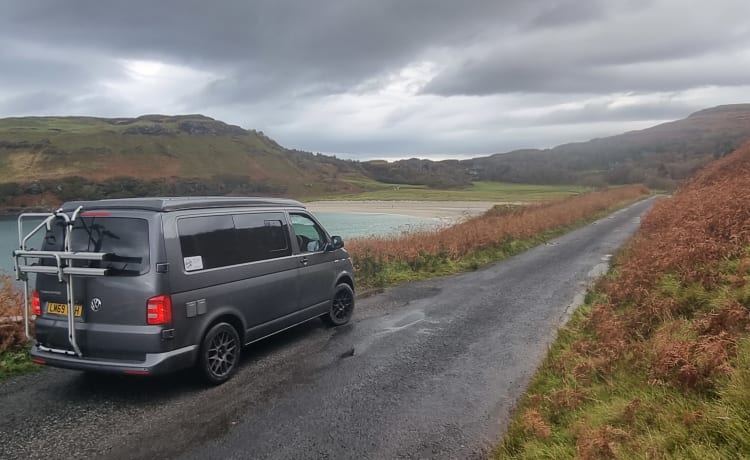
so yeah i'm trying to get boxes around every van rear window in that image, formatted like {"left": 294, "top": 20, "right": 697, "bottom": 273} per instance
{"left": 42, "top": 217, "right": 150, "bottom": 275}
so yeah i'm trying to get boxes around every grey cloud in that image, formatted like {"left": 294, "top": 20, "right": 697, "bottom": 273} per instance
{"left": 0, "top": 90, "right": 136, "bottom": 118}
{"left": 0, "top": 46, "right": 121, "bottom": 89}
{"left": 0, "top": 91, "right": 73, "bottom": 114}
{"left": 528, "top": 1, "right": 605, "bottom": 28}
{"left": 4, "top": 0, "right": 741, "bottom": 101}
{"left": 534, "top": 100, "right": 699, "bottom": 125}
{"left": 424, "top": 0, "right": 750, "bottom": 96}
{"left": 1, "top": 1, "right": 527, "bottom": 95}
{"left": 424, "top": 56, "right": 750, "bottom": 95}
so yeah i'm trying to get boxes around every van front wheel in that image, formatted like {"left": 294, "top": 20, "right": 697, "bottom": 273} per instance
{"left": 321, "top": 284, "right": 355, "bottom": 327}
{"left": 199, "top": 322, "right": 241, "bottom": 385}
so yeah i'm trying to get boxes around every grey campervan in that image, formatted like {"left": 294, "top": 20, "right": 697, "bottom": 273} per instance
{"left": 14, "top": 197, "right": 355, "bottom": 384}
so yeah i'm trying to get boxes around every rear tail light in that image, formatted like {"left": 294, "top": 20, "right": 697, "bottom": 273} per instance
{"left": 31, "top": 290, "right": 41, "bottom": 316}
{"left": 146, "top": 295, "right": 172, "bottom": 325}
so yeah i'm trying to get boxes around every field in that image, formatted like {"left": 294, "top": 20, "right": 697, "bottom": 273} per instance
{"left": 498, "top": 143, "right": 750, "bottom": 458}
{"left": 315, "top": 179, "right": 590, "bottom": 202}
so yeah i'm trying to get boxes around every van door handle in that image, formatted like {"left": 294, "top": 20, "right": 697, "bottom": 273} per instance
{"left": 299, "top": 256, "right": 309, "bottom": 266}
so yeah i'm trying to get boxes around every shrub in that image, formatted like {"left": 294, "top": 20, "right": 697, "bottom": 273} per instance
{"left": 0, "top": 275, "right": 27, "bottom": 352}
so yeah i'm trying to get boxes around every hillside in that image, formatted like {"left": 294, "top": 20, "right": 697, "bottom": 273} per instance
{"left": 1, "top": 104, "right": 749, "bottom": 210}
{"left": 500, "top": 142, "right": 750, "bottom": 457}
{"left": 367, "top": 104, "right": 750, "bottom": 189}
{"left": 0, "top": 114, "right": 365, "bottom": 209}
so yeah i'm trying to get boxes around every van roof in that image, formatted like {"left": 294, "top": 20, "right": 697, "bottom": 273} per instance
{"left": 61, "top": 196, "right": 306, "bottom": 212}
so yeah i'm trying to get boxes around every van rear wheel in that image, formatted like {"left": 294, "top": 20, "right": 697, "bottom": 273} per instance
{"left": 321, "top": 284, "right": 355, "bottom": 327}
{"left": 199, "top": 322, "right": 241, "bottom": 385}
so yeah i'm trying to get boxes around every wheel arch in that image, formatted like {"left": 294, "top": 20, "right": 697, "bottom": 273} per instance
{"left": 336, "top": 273, "right": 355, "bottom": 292}
{"left": 199, "top": 309, "right": 246, "bottom": 345}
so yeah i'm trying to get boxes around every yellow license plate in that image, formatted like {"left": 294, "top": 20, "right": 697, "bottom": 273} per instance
{"left": 47, "top": 303, "right": 83, "bottom": 317}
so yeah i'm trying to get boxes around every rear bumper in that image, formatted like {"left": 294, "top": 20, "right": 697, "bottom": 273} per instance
{"left": 30, "top": 342, "right": 198, "bottom": 375}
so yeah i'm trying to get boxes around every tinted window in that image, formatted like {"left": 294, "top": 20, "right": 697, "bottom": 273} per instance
{"left": 290, "top": 214, "right": 328, "bottom": 252}
{"left": 233, "top": 213, "right": 291, "bottom": 262}
{"left": 178, "top": 215, "right": 237, "bottom": 270}
{"left": 178, "top": 212, "right": 291, "bottom": 271}
{"left": 42, "top": 217, "right": 150, "bottom": 275}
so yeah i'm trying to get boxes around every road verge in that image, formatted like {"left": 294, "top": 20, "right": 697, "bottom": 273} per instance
{"left": 498, "top": 144, "right": 750, "bottom": 458}
{"left": 349, "top": 185, "right": 650, "bottom": 292}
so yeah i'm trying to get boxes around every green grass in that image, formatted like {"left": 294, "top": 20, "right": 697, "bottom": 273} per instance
{"left": 311, "top": 180, "right": 590, "bottom": 202}
{"left": 498, "top": 319, "right": 750, "bottom": 459}
{"left": 0, "top": 346, "right": 39, "bottom": 380}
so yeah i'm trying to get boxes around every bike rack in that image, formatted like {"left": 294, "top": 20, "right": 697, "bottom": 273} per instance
{"left": 13, "top": 206, "right": 111, "bottom": 357}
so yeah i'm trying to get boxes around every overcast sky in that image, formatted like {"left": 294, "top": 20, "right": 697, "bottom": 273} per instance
{"left": 1, "top": 0, "right": 748, "bottom": 159}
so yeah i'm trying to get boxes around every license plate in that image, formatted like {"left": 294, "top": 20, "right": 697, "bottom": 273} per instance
{"left": 47, "top": 303, "right": 83, "bottom": 317}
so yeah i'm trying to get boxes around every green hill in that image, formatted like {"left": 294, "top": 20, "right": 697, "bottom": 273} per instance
{"left": 0, "top": 114, "right": 365, "bottom": 209}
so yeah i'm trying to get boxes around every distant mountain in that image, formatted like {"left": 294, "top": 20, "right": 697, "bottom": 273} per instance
{"left": 368, "top": 104, "right": 750, "bottom": 189}
{"left": 0, "top": 114, "right": 365, "bottom": 209}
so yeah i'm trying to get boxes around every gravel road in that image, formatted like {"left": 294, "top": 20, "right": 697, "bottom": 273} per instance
{"left": 0, "top": 197, "right": 656, "bottom": 460}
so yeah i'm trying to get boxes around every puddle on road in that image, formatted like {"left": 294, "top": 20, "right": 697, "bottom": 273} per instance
{"left": 332, "top": 309, "right": 435, "bottom": 358}
{"left": 388, "top": 311, "right": 426, "bottom": 330}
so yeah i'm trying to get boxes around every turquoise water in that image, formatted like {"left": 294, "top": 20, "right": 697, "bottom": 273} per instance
{"left": 0, "top": 212, "right": 438, "bottom": 275}
{"left": 1, "top": 217, "right": 44, "bottom": 276}
{"left": 312, "top": 211, "right": 437, "bottom": 240}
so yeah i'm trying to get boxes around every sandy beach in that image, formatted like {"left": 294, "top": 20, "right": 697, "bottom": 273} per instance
{"left": 305, "top": 200, "right": 507, "bottom": 221}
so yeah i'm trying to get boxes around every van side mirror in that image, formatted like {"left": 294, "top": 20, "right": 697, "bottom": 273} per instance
{"left": 329, "top": 235, "right": 344, "bottom": 250}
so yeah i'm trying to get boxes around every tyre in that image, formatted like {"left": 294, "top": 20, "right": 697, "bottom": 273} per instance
{"left": 321, "top": 283, "right": 355, "bottom": 327}
{"left": 198, "top": 322, "right": 241, "bottom": 385}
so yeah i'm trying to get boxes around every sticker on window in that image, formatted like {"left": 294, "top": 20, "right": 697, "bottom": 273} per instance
{"left": 184, "top": 256, "right": 204, "bottom": 272}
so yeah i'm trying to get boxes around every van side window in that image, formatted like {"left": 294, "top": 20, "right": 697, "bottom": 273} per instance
{"left": 178, "top": 212, "right": 292, "bottom": 271}
{"left": 290, "top": 214, "right": 327, "bottom": 253}
{"left": 178, "top": 215, "right": 238, "bottom": 270}
{"left": 233, "top": 213, "right": 292, "bottom": 261}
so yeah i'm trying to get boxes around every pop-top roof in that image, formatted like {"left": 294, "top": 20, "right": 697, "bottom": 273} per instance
{"left": 61, "top": 196, "right": 305, "bottom": 212}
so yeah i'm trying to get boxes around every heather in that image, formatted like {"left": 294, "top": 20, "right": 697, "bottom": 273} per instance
{"left": 0, "top": 275, "right": 35, "bottom": 379}
{"left": 499, "top": 143, "right": 750, "bottom": 459}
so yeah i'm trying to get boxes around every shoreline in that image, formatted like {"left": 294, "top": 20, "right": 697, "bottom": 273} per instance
{"left": 305, "top": 200, "right": 509, "bottom": 220}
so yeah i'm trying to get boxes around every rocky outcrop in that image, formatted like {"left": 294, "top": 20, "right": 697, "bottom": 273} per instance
{"left": 123, "top": 124, "right": 171, "bottom": 135}
{"left": 177, "top": 120, "right": 246, "bottom": 136}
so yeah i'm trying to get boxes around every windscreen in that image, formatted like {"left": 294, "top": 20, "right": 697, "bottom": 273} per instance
{"left": 42, "top": 217, "right": 150, "bottom": 275}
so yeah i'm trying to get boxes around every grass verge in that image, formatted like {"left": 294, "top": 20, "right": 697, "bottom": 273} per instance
{"left": 0, "top": 345, "right": 37, "bottom": 380}
{"left": 496, "top": 143, "right": 750, "bottom": 459}
{"left": 348, "top": 185, "right": 649, "bottom": 291}
{"left": 0, "top": 275, "right": 38, "bottom": 381}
